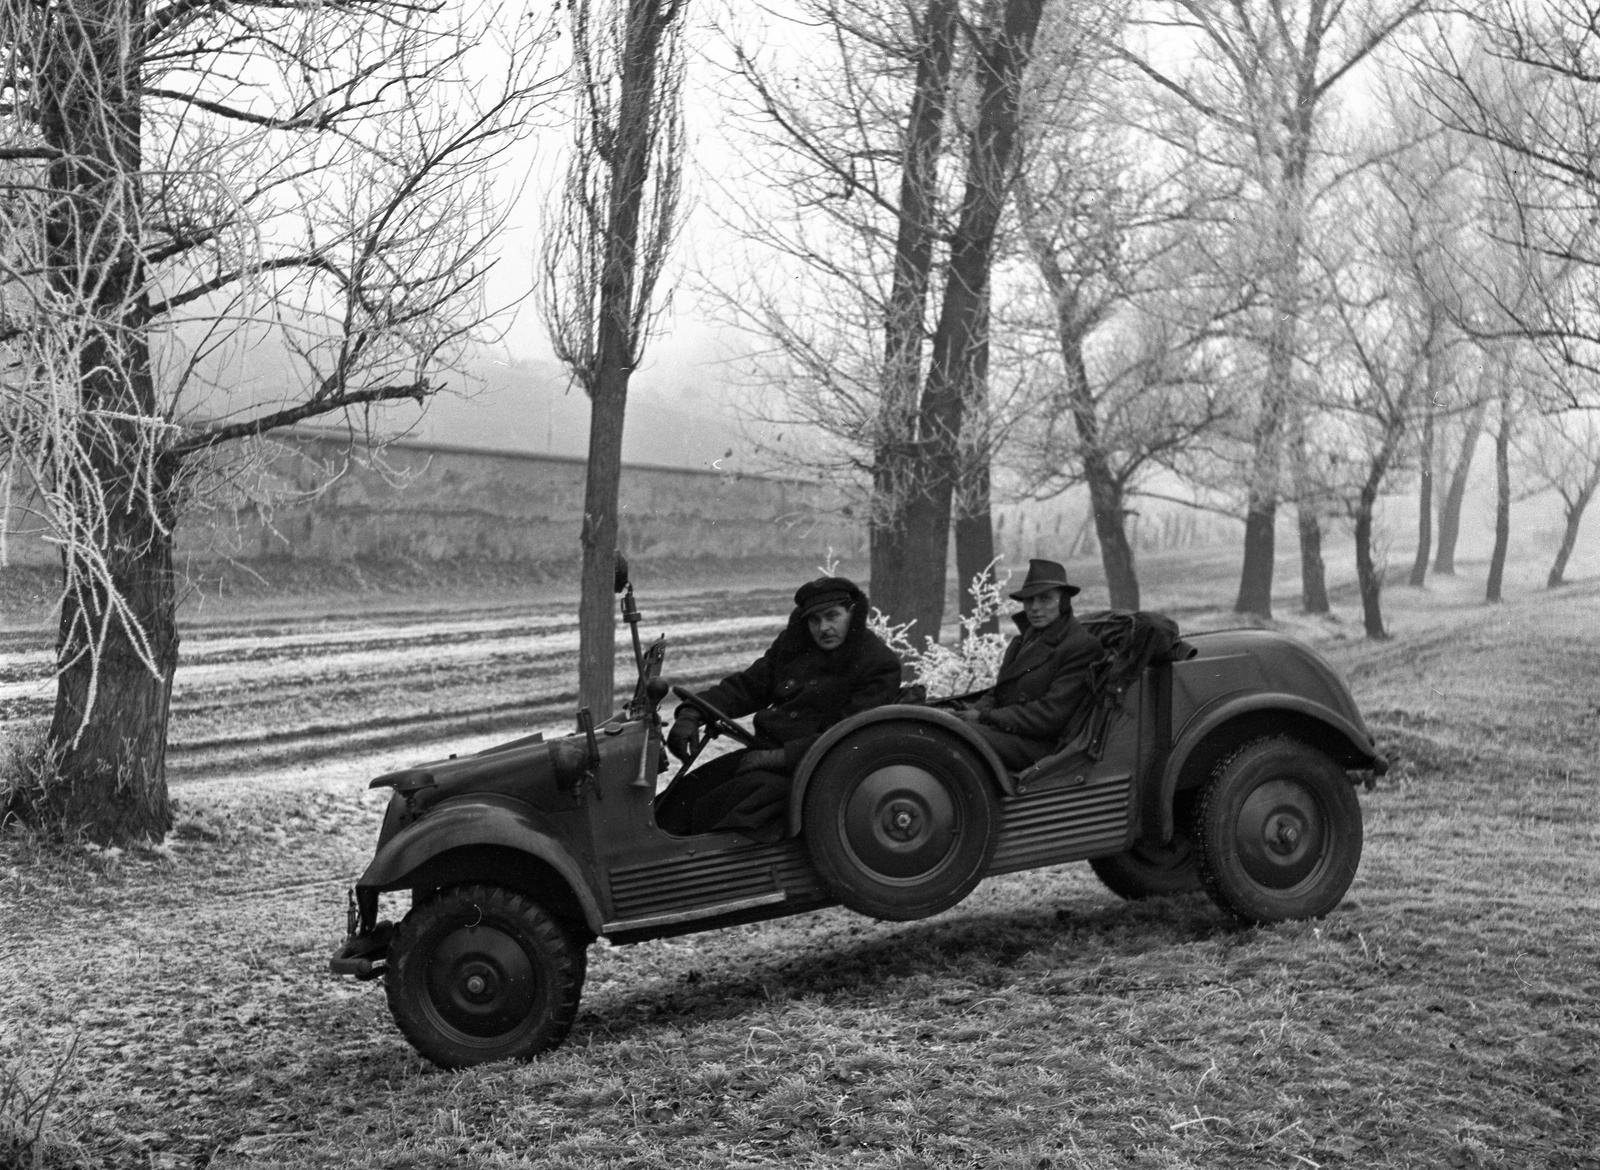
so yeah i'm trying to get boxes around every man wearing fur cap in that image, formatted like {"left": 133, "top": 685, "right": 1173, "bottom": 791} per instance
{"left": 655, "top": 576, "right": 903, "bottom": 842}
{"left": 954, "top": 557, "right": 1103, "bottom": 769}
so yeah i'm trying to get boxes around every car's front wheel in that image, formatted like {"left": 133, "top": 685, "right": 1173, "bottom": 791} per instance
{"left": 803, "top": 723, "right": 999, "bottom": 922}
{"left": 1195, "top": 737, "right": 1363, "bottom": 924}
{"left": 386, "top": 884, "right": 586, "bottom": 1069}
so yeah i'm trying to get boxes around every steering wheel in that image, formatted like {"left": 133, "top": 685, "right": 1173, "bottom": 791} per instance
{"left": 670, "top": 685, "right": 762, "bottom": 748}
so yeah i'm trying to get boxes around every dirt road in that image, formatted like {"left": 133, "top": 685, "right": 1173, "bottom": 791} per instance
{"left": 0, "top": 581, "right": 802, "bottom": 784}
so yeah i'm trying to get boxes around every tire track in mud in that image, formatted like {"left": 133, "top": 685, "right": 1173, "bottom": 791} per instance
{"left": 0, "top": 586, "right": 800, "bottom": 779}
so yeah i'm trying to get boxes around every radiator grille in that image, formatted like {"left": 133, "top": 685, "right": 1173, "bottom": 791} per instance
{"left": 990, "top": 777, "right": 1132, "bottom": 874}
{"left": 607, "top": 840, "right": 826, "bottom": 921}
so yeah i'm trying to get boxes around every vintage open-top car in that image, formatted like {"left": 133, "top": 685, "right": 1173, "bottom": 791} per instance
{"left": 331, "top": 561, "right": 1387, "bottom": 1069}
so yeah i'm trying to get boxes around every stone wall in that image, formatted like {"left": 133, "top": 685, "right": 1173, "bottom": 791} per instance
{"left": 4, "top": 433, "right": 865, "bottom": 568}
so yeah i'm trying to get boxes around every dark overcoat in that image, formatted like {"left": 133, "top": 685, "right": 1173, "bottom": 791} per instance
{"left": 973, "top": 610, "right": 1104, "bottom": 747}
{"left": 689, "top": 588, "right": 904, "bottom": 770}
{"left": 658, "top": 582, "right": 904, "bottom": 841}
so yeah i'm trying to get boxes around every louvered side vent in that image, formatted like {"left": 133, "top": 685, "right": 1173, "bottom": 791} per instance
{"left": 989, "top": 778, "right": 1132, "bottom": 875}
{"left": 607, "top": 841, "right": 827, "bottom": 922}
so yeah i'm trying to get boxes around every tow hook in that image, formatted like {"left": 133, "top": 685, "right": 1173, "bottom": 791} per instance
{"left": 330, "top": 920, "right": 395, "bottom": 981}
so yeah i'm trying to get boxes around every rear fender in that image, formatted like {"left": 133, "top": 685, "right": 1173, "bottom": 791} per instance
{"left": 1151, "top": 693, "right": 1383, "bottom": 844}
{"left": 786, "top": 705, "right": 1014, "bottom": 837}
{"left": 357, "top": 795, "right": 603, "bottom": 934}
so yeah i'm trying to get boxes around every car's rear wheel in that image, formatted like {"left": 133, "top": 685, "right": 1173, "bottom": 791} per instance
{"left": 386, "top": 884, "right": 586, "bottom": 1069}
{"left": 1195, "top": 737, "right": 1363, "bottom": 924}
{"left": 803, "top": 723, "right": 999, "bottom": 922}
{"left": 1089, "top": 834, "right": 1204, "bottom": 900}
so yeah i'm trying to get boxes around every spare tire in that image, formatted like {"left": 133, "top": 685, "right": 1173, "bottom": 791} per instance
{"left": 802, "top": 722, "right": 1000, "bottom": 921}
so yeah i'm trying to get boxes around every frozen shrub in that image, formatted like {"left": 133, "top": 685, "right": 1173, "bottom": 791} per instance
{"left": 870, "top": 561, "right": 1012, "bottom": 699}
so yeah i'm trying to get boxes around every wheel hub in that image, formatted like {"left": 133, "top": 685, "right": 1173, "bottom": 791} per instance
{"left": 1267, "top": 815, "right": 1302, "bottom": 853}
{"left": 1235, "top": 779, "right": 1325, "bottom": 890}
{"left": 883, "top": 801, "right": 923, "bottom": 841}
{"left": 842, "top": 764, "right": 957, "bottom": 880}
{"left": 461, "top": 964, "right": 498, "bottom": 1002}
{"left": 426, "top": 924, "right": 536, "bottom": 1039}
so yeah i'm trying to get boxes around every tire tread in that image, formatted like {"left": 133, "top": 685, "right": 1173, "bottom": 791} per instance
{"left": 1195, "top": 736, "right": 1363, "bottom": 925}
{"left": 385, "top": 883, "right": 585, "bottom": 1069}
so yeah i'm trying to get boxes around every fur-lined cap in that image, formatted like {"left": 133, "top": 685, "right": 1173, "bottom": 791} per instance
{"left": 794, "top": 575, "right": 861, "bottom": 618}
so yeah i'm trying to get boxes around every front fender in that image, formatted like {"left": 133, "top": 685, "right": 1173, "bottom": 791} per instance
{"left": 357, "top": 795, "right": 604, "bottom": 934}
{"left": 1152, "top": 691, "right": 1384, "bottom": 844}
{"left": 786, "top": 705, "right": 1014, "bottom": 837}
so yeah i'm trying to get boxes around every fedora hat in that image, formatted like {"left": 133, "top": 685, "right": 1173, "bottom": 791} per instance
{"left": 1009, "top": 558, "right": 1080, "bottom": 600}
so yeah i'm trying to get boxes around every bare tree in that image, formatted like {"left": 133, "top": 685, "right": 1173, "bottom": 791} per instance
{"left": 1517, "top": 404, "right": 1600, "bottom": 587}
{"left": 1124, "top": 0, "right": 1429, "bottom": 618}
{"left": 1317, "top": 190, "right": 1445, "bottom": 638}
{"left": 1433, "top": 393, "right": 1486, "bottom": 574}
{"left": 1000, "top": 6, "right": 1242, "bottom": 610}
{"left": 0, "top": 0, "right": 556, "bottom": 842}
{"left": 537, "top": 0, "right": 685, "bottom": 716}
{"left": 1419, "top": 3, "right": 1600, "bottom": 370}
{"left": 895, "top": 0, "right": 1049, "bottom": 641}
{"left": 1009, "top": 191, "right": 1241, "bottom": 609}
{"left": 709, "top": 0, "right": 963, "bottom": 630}
{"left": 1411, "top": 12, "right": 1600, "bottom": 597}
{"left": 1485, "top": 349, "right": 1518, "bottom": 602}
{"left": 713, "top": 0, "right": 1047, "bottom": 643}
{"left": 880, "top": 0, "right": 963, "bottom": 628}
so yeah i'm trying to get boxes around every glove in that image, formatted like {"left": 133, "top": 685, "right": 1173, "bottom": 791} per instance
{"left": 666, "top": 715, "right": 702, "bottom": 762}
{"left": 735, "top": 748, "right": 787, "bottom": 774}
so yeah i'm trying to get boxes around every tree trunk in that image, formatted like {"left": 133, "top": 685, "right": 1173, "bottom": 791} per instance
{"left": 1408, "top": 390, "right": 1435, "bottom": 586}
{"left": 1023, "top": 193, "right": 1138, "bottom": 610}
{"left": 1055, "top": 309, "right": 1136, "bottom": 607}
{"left": 1486, "top": 390, "right": 1512, "bottom": 603}
{"left": 1435, "top": 399, "right": 1485, "bottom": 575}
{"left": 1298, "top": 505, "right": 1329, "bottom": 614}
{"left": 1353, "top": 477, "right": 1386, "bottom": 639}
{"left": 1236, "top": 110, "right": 1312, "bottom": 621}
{"left": 48, "top": 491, "right": 180, "bottom": 843}
{"left": 869, "top": 0, "right": 959, "bottom": 628}
{"left": 1234, "top": 274, "right": 1295, "bottom": 619}
{"left": 955, "top": 313, "right": 999, "bottom": 637}
{"left": 1547, "top": 484, "right": 1595, "bottom": 588}
{"left": 36, "top": 0, "right": 178, "bottom": 842}
{"left": 955, "top": 473, "right": 997, "bottom": 637}
{"left": 1354, "top": 423, "right": 1407, "bottom": 640}
{"left": 578, "top": 378, "right": 628, "bottom": 716}
{"left": 896, "top": 0, "right": 1046, "bottom": 644}
{"left": 1088, "top": 473, "right": 1139, "bottom": 611}
{"left": 1288, "top": 420, "right": 1328, "bottom": 615}
{"left": 1235, "top": 360, "right": 1289, "bottom": 618}
{"left": 1235, "top": 502, "right": 1278, "bottom": 617}
{"left": 574, "top": 0, "right": 678, "bottom": 714}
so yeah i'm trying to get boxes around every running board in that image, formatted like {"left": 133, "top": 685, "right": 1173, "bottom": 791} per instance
{"left": 601, "top": 890, "right": 789, "bottom": 936}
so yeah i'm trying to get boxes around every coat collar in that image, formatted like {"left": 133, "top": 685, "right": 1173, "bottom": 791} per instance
{"left": 1009, "top": 610, "right": 1074, "bottom": 646}
{"left": 998, "top": 611, "right": 1078, "bottom": 681}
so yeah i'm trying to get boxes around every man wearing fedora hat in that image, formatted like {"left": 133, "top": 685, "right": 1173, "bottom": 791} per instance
{"left": 655, "top": 575, "right": 904, "bottom": 842}
{"left": 954, "top": 557, "right": 1103, "bottom": 770}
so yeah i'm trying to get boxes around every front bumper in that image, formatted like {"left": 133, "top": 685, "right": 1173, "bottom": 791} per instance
{"left": 329, "top": 886, "right": 393, "bottom": 980}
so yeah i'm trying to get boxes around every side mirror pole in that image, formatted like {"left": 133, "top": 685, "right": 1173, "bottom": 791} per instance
{"left": 620, "top": 583, "right": 645, "bottom": 678}
{"left": 576, "top": 707, "right": 601, "bottom": 800}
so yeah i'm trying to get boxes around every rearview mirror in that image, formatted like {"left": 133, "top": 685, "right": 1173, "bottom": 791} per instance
{"left": 613, "top": 551, "right": 630, "bottom": 594}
